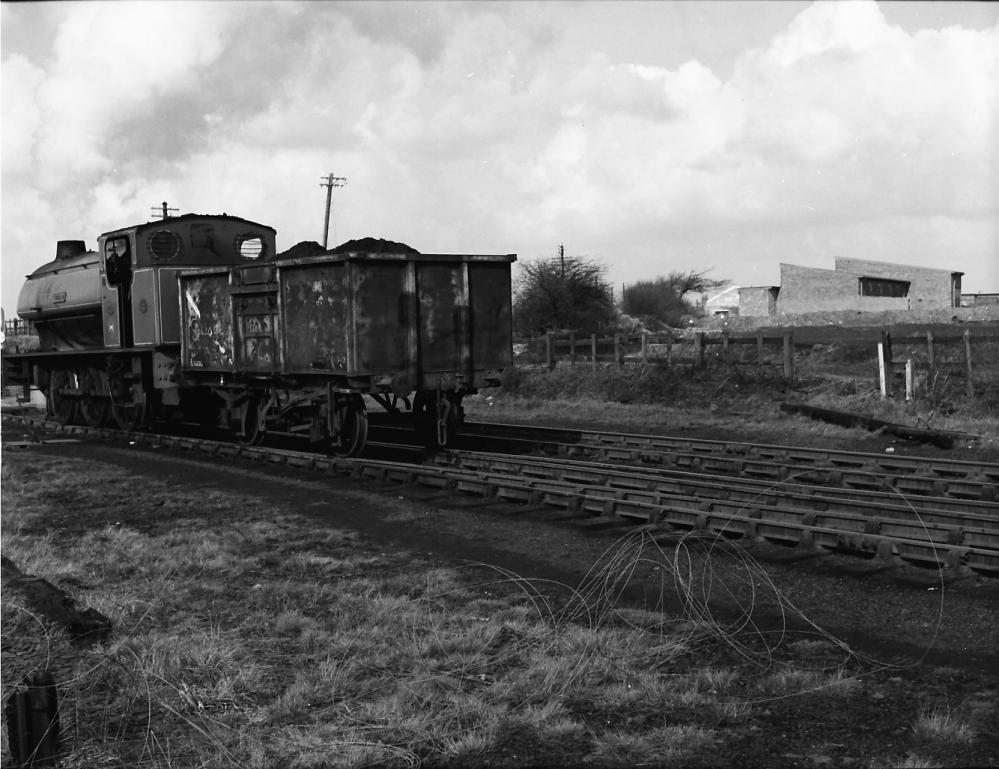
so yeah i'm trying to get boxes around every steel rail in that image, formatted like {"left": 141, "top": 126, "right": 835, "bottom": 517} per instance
{"left": 433, "top": 451, "right": 999, "bottom": 550}
{"left": 461, "top": 421, "right": 999, "bottom": 483}
{"left": 434, "top": 450, "right": 999, "bottom": 523}
{"left": 3, "top": 414, "right": 997, "bottom": 577}
{"left": 375, "top": 421, "right": 998, "bottom": 503}
{"left": 562, "top": 445, "right": 998, "bottom": 502}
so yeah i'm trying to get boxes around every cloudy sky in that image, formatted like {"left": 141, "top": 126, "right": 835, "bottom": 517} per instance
{"left": 3, "top": 0, "right": 997, "bottom": 315}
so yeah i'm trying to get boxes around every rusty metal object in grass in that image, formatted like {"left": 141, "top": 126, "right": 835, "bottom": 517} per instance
{"left": 779, "top": 402, "right": 979, "bottom": 449}
{"left": 4, "top": 672, "right": 60, "bottom": 768}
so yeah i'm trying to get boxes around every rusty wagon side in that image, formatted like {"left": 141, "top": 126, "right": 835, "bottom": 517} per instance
{"left": 178, "top": 248, "right": 516, "bottom": 453}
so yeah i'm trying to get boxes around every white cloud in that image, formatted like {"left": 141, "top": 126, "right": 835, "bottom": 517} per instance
{"left": 767, "top": 0, "right": 886, "bottom": 67}
{"left": 2, "top": 0, "right": 997, "bottom": 315}
{"left": 1, "top": 54, "right": 44, "bottom": 179}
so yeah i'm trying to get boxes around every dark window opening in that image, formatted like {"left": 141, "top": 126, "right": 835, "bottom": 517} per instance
{"left": 859, "top": 277, "right": 909, "bottom": 298}
{"left": 149, "top": 230, "right": 183, "bottom": 261}
{"left": 105, "top": 237, "right": 132, "bottom": 286}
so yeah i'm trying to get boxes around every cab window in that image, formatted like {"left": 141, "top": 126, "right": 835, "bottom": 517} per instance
{"left": 237, "top": 234, "right": 265, "bottom": 260}
{"left": 105, "top": 237, "right": 132, "bottom": 286}
{"left": 148, "top": 229, "right": 183, "bottom": 261}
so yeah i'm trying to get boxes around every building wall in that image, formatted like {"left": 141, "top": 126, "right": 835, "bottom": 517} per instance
{"left": 834, "top": 257, "right": 959, "bottom": 311}
{"left": 963, "top": 293, "right": 999, "bottom": 307}
{"left": 776, "top": 260, "right": 960, "bottom": 317}
{"left": 704, "top": 285, "right": 741, "bottom": 316}
{"left": 776, "top": 263, "right": 906, "bottom": 315}
{"left": 738, "top": 286, "right": 778, "bottom": 318}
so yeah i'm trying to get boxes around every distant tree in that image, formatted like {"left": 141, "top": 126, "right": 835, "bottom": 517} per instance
{"left": 621, "top": 270, "right": 727, "bottom": 329}
{"left": 513, "top": 250, "right": 616, "bottom": 336}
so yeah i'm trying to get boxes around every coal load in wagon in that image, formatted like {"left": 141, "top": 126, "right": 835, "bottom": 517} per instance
{"left": 331, "top": 237, "right": 419, "bottom": 254}
{"left": 276, "top": 240, "right": 326, "bottom": 260}
{"left": 276, "top": 238, "right": 420, "bottom": 261}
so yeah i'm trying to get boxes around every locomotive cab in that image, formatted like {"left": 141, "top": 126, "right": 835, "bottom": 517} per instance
{"left": 99, "top": 215, "right": 276, "bottom": 348}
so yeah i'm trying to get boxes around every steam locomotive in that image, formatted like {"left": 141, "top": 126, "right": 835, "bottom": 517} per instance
{"left": 4, "top": 213, "right": 515, "bottom": 455}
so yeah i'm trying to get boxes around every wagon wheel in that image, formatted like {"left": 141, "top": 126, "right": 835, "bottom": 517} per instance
{"left": 48, "top": 369, "right": 79, "bottom": 425}
{"left": 331, "top": 396, "right": 368, "bottom": 457}
{"left": 78, "top": 368, "right": 111, "bottom": 428}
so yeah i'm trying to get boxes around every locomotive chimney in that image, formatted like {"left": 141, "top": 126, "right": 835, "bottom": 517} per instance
{"left": 55, "top": 240, "right": 87, "bottom": 261}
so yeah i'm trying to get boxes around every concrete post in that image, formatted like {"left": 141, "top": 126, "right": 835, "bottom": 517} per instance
{"left": 964, "top": 329, "right": 975, "bottom": 398}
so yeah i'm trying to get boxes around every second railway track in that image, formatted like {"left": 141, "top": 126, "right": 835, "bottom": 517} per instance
{"left": 454, "top": 421, "right": 999, "bottom": 500}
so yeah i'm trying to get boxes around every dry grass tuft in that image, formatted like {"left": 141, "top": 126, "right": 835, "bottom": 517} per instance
{"left": 912, "top": 706, "right": 976, "bottom": 744}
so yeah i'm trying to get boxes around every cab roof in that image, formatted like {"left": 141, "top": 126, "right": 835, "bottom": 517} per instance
{"left": 99, "top": 213, "right": 276, "bottom": 239}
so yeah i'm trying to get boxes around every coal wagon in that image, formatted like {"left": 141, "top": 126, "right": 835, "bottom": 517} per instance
{"left": 178, "top": 241, "right": 516, "bottom": 453}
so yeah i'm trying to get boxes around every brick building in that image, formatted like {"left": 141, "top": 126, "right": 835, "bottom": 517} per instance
{"left": 961, "top": 293, "right": 999, "bottom": 308}
{"left": 775, "top": 257, "right": 962, "bottom": 317}
{"left": 738, "top": 286, "right": 779, "bottom": 319}
{"left": 704, "top": 285, "right": 741, "bottom": 317}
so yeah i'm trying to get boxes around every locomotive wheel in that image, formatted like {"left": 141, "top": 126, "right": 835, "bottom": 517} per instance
{"left": 48, "top": 370, "right": 79, "bottom": 425}
{"left": 331, "top": 397, "right": 368, "bottom": 457}
{"left": 78, "top": 368, "right": 110, "bottom": 428}
{"left": 111, "top": 395, "right": 148, "bottom": 432}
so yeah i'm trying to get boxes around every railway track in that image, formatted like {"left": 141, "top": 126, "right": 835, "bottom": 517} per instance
{"left": 454, "top": 421, "right": 999, "bottom": 502}
{"left": 3, "top": 413, "right": 998, "bottom": 578}
{"left": 433, "top": 450, "right": 999, "bottom": 574}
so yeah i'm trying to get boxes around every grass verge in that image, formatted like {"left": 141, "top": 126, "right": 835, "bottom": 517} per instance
{"left": 469, "top": 363, "right": 999, "bottom": 457}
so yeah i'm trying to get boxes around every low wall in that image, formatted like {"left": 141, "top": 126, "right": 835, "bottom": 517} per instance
{"left": 708, "top": 304, "right": 999, "bottom": 331}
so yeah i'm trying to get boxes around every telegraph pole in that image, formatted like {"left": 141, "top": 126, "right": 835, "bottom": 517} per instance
{"left": 320, "top": 174, "right": 347, "bottom": 248}
{"left": 151, "top": 201, "right": 178, "bottom": 220}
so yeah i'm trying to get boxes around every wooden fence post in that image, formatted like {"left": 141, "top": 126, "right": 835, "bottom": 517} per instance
{"left": 757, "top": 330, "right": 764, "bottom": 371}
{"left": 878, "top": 342, "right": 891, "bottom": 398}
{"left": 591, "top": 334, "right": 598, "bottom": 371}
{"left": 964, "top": 329, "right": 975, "bottom": 398}
{"left": 782, "top": 332, "right": 794, "bottom": 381}
{"left": 879, "top": 331, "right": 893, "bottom": 398}
{"left": 722, "top": 330, "right": 730, "bottom": 361}
{"left": 614, "top": 335, "right": 623, "bottom": 367}
{"left": 641, "top": 332, "right": 648, "bottom": 364}
{"left": 546, "top": 332, "right": 554, "bottom": 370}
{"left": 569, "top": 332, "right": 576, "bottom": 366}
{"left": 693, "top": 333, "right": 705, "bottom": 368}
